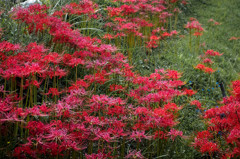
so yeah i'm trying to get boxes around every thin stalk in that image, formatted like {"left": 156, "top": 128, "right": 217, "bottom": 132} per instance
{"left": 19, "top": 78, "right": 24, "bottom": 138}
{"left": 137, "top": 139, "right": 140, "bottom": 151}
{"left": 45, "top": 77, "right": 49, "bottom": 101}
{"left": 33, "top": 75, "right": 37, "bottom": 105}
{"left": 29, "top": 84, "right": 33, "bottom": 108}
{"left": 121, "top": 137, "right": 125, "bottom": 158}
{"left": 42, "top": 77, "right": 49, "bottom": 103}
{"left": 3, "top": 78, "right": 6, "bottom": 98}
{"left": 11, "top": 77, "right": 14, "bottom": 92}
{"left": 76, "top": 65, "right": 78, "bottom": 82}
{"left": 20, "top": 78, "right": 24, "bottom": 107}
{"left": 72, "top": 150, "right": 77, "bottom": 159}
{"left": 189, "top": 29, "right": 192, "bottom": 52}
{"left": 169, "top": 16, "right": 172, "bottom": 32}
{"left": 174, "top": 14, "right": 178, "bottom": 30}
{"left": 25, "top": 87, "right": 30, "bottom": 108}
{"left": 88, "top": 140, "right": 93, "bottom": 154}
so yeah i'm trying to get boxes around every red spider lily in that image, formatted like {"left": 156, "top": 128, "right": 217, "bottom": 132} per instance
{"left": 204, "top": 67, "right": 215, "bottom": 74}
{"left": 183, "top": 89, "right": 197, "bottom": 96}
{"left": 130, "top": 131, "right": 151, "bottom": 142}
{"left": 103, "top": 34, "right": 115, "bottom": 40}
{"left": 166, "top": 70, "right": 182, "bottom": 79}
{"left": 190, "top": 100, "right": 202, "bottom": 109}
{"left": 44, "top": 88, "right": 64, "bottom": 97}
{"left": 214, "top": 22, "right": 221, "bottom": 25}
{"left": 205, "top": 49, "right": 223, "bottom": 56}
{"left": 203, "top": 58, "right": 213, "bottom": 64}
{"left": 109, "top": 84, "right": 125, "bottom": 92}
{"left": 162, "top": 32, "right": 172, "bottom": 38}
{"left": 85, "top": 151, "right": 112, "bottom": 159}
{"left": 170, "top": 30, "right": 179, "bottom": 36}
{"left": 189, "top": 17, "right": 197, "bottom": 21}
{"left": 181, "top": 0, "right": 188, "bottom": 5}
{"left": 173, "top": 8, "right": 181, "bottom": 14}
{"left": 164, "top": 103, "right": 182, "bottom": 113}
{"left": 194, "top": 64, "right": 216, "bottom": 74}
{"left": 125, "top": 150, "right": 145, "bottom": 159}
{"left": 154, "top": 130, "right": 168, "bottom": 139}
{"left": 31, "top": 79, "right": 43, "bottom": 88}
{"left": 146, "top": 40, "right": 158, "bottom": 48}
{"left": 194, "top": 64, "right": 206, "bottom": 71}
{"left": 107, "top": 7, "right": 123, "bottom": 17}
{"left": 0, "top": 41, "right": 20, "bottom": 52}
{"left": 41, "top": 52, "right": 62, "bottom": 65}
{"left": 170, "top": 0, "right": 179, "bottom": 3}
{"left": 185, "top": 20, "right": 204, "bottom": 31}
{"left": 208, "top": 19, "right": 221, "bottom": 26}
{"left": 120, "top": 4, "right": 137, "bottom": 16}
{"left": 59, "top": 0, "right": 98, "bottom": 17}
{"left": 168, "top": 129, "right": 183, "bottom": 141}
{"left": 229, "top": 37, "right": 240, "bottom": 41}
{"left": 193, "top": 31, "right": 203, "bottom": 37}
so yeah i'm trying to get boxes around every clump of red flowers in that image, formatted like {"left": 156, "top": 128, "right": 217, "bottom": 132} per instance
{"left": 0, "top": 2, "right": 189, "bottom": 158}
{"left": 193, "top": 80, "right": 240, "bottom": 158}
{"left": 194, "top": 49, "right": 223, "bottom": 74}
{"left": 185, "top": 18, "right": 204, "bottom": 37}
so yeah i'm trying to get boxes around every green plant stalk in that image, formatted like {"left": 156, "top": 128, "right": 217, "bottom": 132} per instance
{"left": 88, "top": 140, "right": 93, "bottom": 154}
{"left": 174, "top": 14, "right": 178, "bottom": 30}
{"left": 30, "top": 84, "right": 33, "bottom": 108}
{"left": 146, "top": 139, "right": 152, "bottom": 158}
{"left": 93, "top": 68, "right": 97, "bottom": 93}
{"left": 25, "top": 115, "right": 30, "bottom": 138}
{"left": 120, "top": 137, "right": 125, "bottom": 158}
{"left": 42, "top": 77, "right": 49, "bottom": 103}
{"left": 169, "top": 16, "right": 172, "bottom": 32}
{"left": 53, "top": 75, "right": 56, "bottom": 89}
{"left": 20, "top": 78, "right": 24, "bottom": 137}
{"left": 196, "top": 36, "right": 200, "bottom": 54}
{"left": 14, "top": 121, "right": 19, "bottom": 138}
{"left": 20, "top": 78, "right": 24, "bottom": 107}
{"left": 56, "top": 77, "right": 59, "bottom": 102}
{"left": 189, "top": 29, "right": 192, "bottom": 52}
{"left": 113, "top": 141, "right": 117, "bottom": 157}
{"left": 127, "top": 33, "right": 133, "bottom": 64}
{"left": 25, "top": 87, "right": 30, "bottom": 108}
{"left": 82, "top": 15, "right": 87, "bottom": 35}
{"left": 11, "top": 78, "right": 18, "bottom": 138}
{"left": 45, "top": 77, "right": 49, "bottom": 101}
{"left": 137, "top": 139, "right": 140, "bottom": 151}
{"left": 72, "top": 150, "right": 77, "bottom": 159}
{"left": 76, "top": 65, "right": 78, "bottom": 82}
{"left": 11, "top": 77, "right": 14, "bottom": 93}
{"left": 3, "top": 78, "right": 6, "bottom": 98}
{"left": 33, "top": 74, "right": 37, "bottom": 105}
{"left": 165, "top": 19, "right": 169, "bottom": 31}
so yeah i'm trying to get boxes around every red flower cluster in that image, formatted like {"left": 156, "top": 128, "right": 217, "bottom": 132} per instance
{"left": 193, "top": 80, "right": 240, "bottom": 158}
{"left": 0, "top": 2, "right": 188, "bottom": 158}
{"left": 103, "top": 0, "right": 182, "bottom": 50}
{"left": 185, "top": 19, "right": 204, "bottom": 37}
{"left": 194, "top": 49, "right": 223, "bottom": 74}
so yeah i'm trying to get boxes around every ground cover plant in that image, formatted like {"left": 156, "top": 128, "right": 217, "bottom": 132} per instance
{"left": 0, "top": 0, "right": 239, "bottom": 158}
